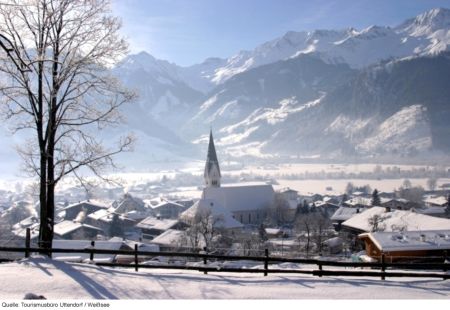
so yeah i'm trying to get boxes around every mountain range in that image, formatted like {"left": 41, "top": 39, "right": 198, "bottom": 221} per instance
{"left": 110, "top": 7, "right": 450, "bottom": 164}
{"left": 2, "top": 8, "right": 450, "bottom": 175}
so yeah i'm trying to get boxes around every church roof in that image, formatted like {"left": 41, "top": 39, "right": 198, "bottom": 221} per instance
{"left": 204, "top": 130, "right": 221, "bottom": 178}
{"left": 203, "top": 183, "right": 275, "bottom": 212}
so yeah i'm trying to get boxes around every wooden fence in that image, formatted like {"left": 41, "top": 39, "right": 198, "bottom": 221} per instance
{"left": 0, "top": 228, "right": 449, "bottom": 280}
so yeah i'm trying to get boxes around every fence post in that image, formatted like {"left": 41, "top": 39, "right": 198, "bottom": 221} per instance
{"left": 318, "top": 261, "right": 323, "bottom": 278}
{"left": 443, "top": 250, "right": 448, "bottom": 280}
{"left": 264, "top": 248, "right": 269, "bottom": 276}
{"left": 203, "top": 247, "right": 208, "bottom": 275}
{"left": 381, "top": 253, "right": 385, "bottom": 281}
{"left": 134, "top": 244, "right": 139, "bottom": 272}
{"left": 90, "top": 240, "right": 95, "bottom": 261}
{"left": 25, "top": 228, "right": 31, "bottom": 258}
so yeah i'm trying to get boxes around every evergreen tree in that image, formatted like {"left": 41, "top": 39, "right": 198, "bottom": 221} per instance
{"left": 340, "top": 194, "right": 348, "bottom": 206}
{"left": 371, "top": 189, "right": 381, "bottom": 206}
{"left": 258, "top": 223, "right": 268, "bottom": 241}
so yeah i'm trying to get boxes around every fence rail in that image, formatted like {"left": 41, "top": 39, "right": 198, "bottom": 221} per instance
{"left": 0, "top": 228, "right": 449, "bottom": 280}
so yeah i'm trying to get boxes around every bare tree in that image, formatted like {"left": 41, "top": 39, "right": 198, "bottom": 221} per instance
{"left": 0, "top": 0, "right": 135, "bottom": 252}
{"left": 267, "top": 193, "right": 290, "bottom": 225}
{"left": 294, "top": 213, "right": 314, "bottom": 257}
{"left": 182, "top": 207, "right": 225, "bottom": 251}
{"left": 426, "top": 177, "right": 438, "bottom": 191}
{"left": 368, "top": 214, "right": 386, "bottom": 232}
{"left": 295, "top": 211, "right": 332, "bottom": 256}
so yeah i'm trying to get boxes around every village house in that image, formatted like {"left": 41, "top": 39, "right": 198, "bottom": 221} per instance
{"left": 312, "top": 200, "right": 340, "bottom": 218}
{"left": 136, "top": 217, "right": 186, "bottom": 240}
{"left": 358, "top": 230, "right": 450, "bottom": 262}
{"left": 61, "top": 200, "right": 109, "bottom": 221}
{"left": 112, "top": 193, "right": 153, "bottom": 221}
{"left": 424, "top": 196, "right": 448, "bottom": 208}
{"left": 379, "top": 198, "right": 419, "bottom": 211}
{"left": 53, "top": 220, "right": 103, "bottom": 240}
{"left": 341, "top": 206, "right": 450, "bottom": 235}
{"left": 343, "top": 197, "right": 372, "bottom": 208}
{"left": 149, "top": 229, "right": 187, "bottom": 252}
{"left": 146, "top": 198, "right": 186, "bottom": 219}
{"left": 11, "top": 216, "right": 40, "bottom": 241}
{"left": 330, "top": 206, "right": 366, "bottom": 231}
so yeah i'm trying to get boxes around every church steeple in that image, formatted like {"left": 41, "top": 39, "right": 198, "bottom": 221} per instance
{"left": 204, "top": 130, "right": 221, "bottom": 188}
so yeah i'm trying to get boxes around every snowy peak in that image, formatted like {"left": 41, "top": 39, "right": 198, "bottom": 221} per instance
{"left": 399, "top": 8, "right": 450, "bottom": 36}
{"left": 120, "top": 51, "right": 180, "bottom": 78}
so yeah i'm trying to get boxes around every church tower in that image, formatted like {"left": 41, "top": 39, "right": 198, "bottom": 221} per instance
{"left": 204, "top": 130, "right": 221, "bottom": 188}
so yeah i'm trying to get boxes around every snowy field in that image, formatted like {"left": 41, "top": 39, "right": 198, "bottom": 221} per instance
{"left": 0, "top": 257, "right": 449, "bottom": 299}
{"left": 1, "top": 162, "right": 449, "bottom": 199}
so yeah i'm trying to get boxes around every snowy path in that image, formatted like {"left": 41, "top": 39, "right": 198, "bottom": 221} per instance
{"left": 0, "top": 258, "right": 449, "bottom": 299}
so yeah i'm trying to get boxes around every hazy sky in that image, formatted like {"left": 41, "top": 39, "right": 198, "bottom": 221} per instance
{"left": 112, "top": 0, "right": 450, "bottom": 66}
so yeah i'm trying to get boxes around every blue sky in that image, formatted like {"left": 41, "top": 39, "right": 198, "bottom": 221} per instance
{"left": 112, "top": 0, "right": 450, "bottom": 66}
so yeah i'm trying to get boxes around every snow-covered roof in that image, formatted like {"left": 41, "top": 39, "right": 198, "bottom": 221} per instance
{"left": 148, "top": 200, "right": 185, "bottom": 210}
{"left": 114, "top": 194, "right": 147, "bottom": 214}
{"left": 12, "top": 225, "right": 40, "bottom": 240}
{"left": 343, "top": 206, "right": 450, "bottom": 232}
{"left": 345, "top": 197, "right": 372, "bottom": 207}
{"left": 12, "top": 216, "right": 39, "bottom": 230}
{"left": 54, "top": 221, "right": 103, "bottom": 236}
{"left": 265, "top": 228, "right": 282, "bottom": 235}
{"left": 87, "top": 209, "right": 113, "bottom": 221}
{"left": 424, "top": 196, "right": 448, "bottom": 206}
{"left": 323, "top": 237, "right": 343, "bottom": 248}
{"left": 63, "top": 200, "right": 109, "bottom": 210}
{"left": 417, "top": 206, "right": 447, "bottom": 215}
{"left": 136, "top": 217, "right": 179, "bottom": 231}
{"left": 359, "top": 230, "right": 450, "bottom": 252}
{"left": 52, "top": 239, "right": 123, "bottom": 262}
{"left": 180, "top": 198, "right": 243, "bottom": 229}
{"left": 150, "top": 229, "right": 185, "bottom": 246}
{"left": 278, "top": 187, "right": 298, "bottom": 194}
{"left": 331, "top": 206, "right": 366, "bottom": 221}
{"left": 111, "top": 237, "right": 160, "bottom": 252}
{"left": 202, "top": 183, "right": 274, "bottom": 212}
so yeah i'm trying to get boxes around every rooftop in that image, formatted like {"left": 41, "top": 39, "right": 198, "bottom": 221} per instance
{"left": 359, "top": 230, "right": 450, "bottom": 252}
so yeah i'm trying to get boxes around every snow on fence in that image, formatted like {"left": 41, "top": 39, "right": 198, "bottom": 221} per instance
{"left": 0, "top": 229, "right": 449, "bottom": 281}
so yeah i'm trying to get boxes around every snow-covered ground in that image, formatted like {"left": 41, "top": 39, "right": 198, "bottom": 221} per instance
{"left": 0, "top": 257, "right": 449, "bottom": 299}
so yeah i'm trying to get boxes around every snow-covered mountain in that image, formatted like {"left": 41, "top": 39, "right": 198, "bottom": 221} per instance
{"left": 209, "top": 8, "right": 450, "bottom": 84}
{"left": 2, "top": 7, "right": 450, "bottom": 172}
{"left": 102, "top": 7, "right": 450, "bottom": 161}
{"left": 189, "top": 51, "right": 450, "bottom": 159}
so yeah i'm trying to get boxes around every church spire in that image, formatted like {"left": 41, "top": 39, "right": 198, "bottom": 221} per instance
{"left": 204, "top": 130, "right": 221, "bottom": 187}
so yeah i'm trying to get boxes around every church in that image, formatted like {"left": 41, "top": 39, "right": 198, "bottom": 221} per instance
{"left": 201, "top": 130, "right": 275, "bottom": 225}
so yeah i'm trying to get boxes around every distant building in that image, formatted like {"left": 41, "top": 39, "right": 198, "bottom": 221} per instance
{"left": 147, "top": 199, "right": 186, "bottom": 219}
{"left": 54, "top": 220, "right": 103, "bottom": 240}
{"left": 200, "top": 130, "right": 275, "bottom": 225}
{"left": 342, "top": 206, "right": 450, "bottom": 234}
{"left": 62, "top": 200, "right": 109, "bottom": 221}
{"left": 136, "top": 217, "right": 186, "bottom": 240}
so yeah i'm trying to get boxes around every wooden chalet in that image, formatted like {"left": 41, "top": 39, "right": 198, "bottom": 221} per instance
{"left": 359, "top": 230, "right": 450, "bottom": 262}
